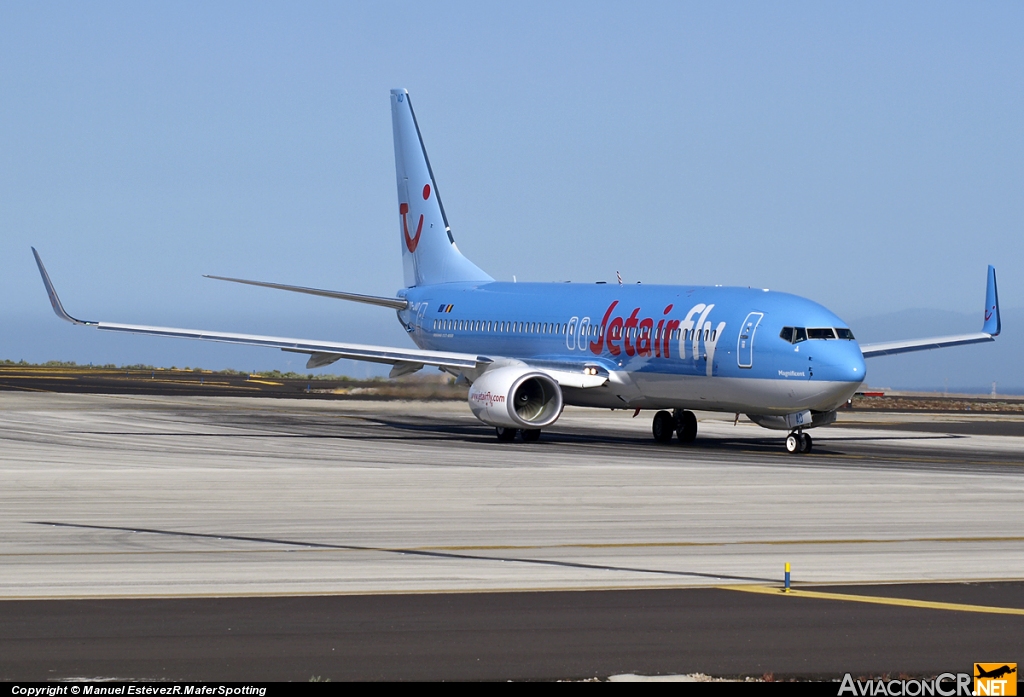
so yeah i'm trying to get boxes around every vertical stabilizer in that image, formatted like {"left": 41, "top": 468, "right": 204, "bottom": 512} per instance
{"left": 390, "top": 89, "right": 492, "bottom": 287}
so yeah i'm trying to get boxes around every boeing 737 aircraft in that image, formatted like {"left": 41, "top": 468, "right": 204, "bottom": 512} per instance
{"left": 33, "top": 89, "right": 1002, "bottom": 453}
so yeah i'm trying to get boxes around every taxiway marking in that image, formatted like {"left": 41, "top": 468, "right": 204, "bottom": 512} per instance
{"left": 722, "top": 584, "right": 1024, "bottom": 616}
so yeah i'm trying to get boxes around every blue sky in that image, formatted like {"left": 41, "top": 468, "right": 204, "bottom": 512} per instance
{"left": 2, "top": 2, "right": 1022, "bottom": 386}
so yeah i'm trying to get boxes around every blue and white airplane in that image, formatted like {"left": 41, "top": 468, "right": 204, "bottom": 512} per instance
{"left": 33, "top": 89, "right": 1002, "bottom": 454}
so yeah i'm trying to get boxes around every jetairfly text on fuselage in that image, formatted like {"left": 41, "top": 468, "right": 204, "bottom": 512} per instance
{"left": 565, "top": 301, "right": 726, "bottom": 363}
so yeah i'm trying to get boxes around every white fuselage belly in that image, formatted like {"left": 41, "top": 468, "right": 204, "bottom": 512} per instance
{"left": 562, "top": 371, "right": 861, "bottom": 414}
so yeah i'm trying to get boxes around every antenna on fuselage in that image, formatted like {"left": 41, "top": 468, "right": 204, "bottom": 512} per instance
{"left": 616, "top": 271, "right": 623, "bottom": 286}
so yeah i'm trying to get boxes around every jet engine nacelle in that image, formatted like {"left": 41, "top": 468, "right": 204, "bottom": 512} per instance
{"left": 468, "top": 366, "right": 564, "bottom": 429}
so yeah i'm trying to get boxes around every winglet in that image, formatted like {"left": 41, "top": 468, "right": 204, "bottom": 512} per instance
{"left": 983, "top": 265, "right": 1000, "bottom": 336}
{"left": 31, "top": 248, "right": 94, "bottom": 325}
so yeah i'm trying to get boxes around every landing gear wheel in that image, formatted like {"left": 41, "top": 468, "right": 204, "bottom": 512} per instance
{"left": 495, "top": 427, "right": 518, "bottom": 442}
{"left": 800, "top": 433, "right": 812, "bottom": 453}
{"left": 652, "top": 411, "right": 675, "bottom": 443}
{"left": 676, "top": 410, "right": 698, "bottom": 443}
{"left": 521, "top": 429, "right": 541, "bottom": 442}
{"left": 786, "top": 434, "right": 800, "bottom": 454}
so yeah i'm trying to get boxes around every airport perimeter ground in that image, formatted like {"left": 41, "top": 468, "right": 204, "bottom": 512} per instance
{"left": 1, "top": 376, "right": 1022, "bottom": 680}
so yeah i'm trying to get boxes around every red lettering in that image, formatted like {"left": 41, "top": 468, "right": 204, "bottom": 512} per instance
{"left": 607, "top": 317, "right": 624, "bottom": 356}
{"left": 590, "top": 301, "right": 618, "bottom": 354}
{"left": 654, "top": 319, "right": 665, "bottom": 357}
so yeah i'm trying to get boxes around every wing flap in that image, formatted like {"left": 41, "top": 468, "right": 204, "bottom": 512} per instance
{"left": 97, "top": 322, "right": 484, "bottom": 369}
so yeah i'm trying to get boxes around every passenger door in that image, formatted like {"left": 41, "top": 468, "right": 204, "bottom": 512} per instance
{"left": 737, "top": 312, "right": 764, "bottom": 368}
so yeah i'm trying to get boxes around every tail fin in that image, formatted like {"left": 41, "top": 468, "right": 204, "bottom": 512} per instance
{"left": 391, "top": 89, "right": 492, "bottom": 287}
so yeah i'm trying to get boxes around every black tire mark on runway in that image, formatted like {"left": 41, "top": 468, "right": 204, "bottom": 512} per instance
{"left": 59, "top": 426, "right": 1023, "bottom": 474}
{"left": 40, "top": 404, "right": 1024, "bottom": 473}
{"left": 29, "top": 521, "right": 775, "bottom": 584}
{"left": 66, "top": 427, "right": 965, "bottom": 447}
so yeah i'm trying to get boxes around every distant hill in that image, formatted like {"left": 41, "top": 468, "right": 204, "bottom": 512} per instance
{"left": 848, "top": 307, "right": 1023, "bottom": 394}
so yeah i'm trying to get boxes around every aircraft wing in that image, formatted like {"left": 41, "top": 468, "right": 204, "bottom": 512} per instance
{"left": 860, "top": 332, "right": 995, "bottom": 358}
{"left": 860, "top": 265, "right": 1001, "bottom": 359}
{"left": 32, "top": 248, "right": 484, "bottom": 372}
{"left": 33, "top": 248, "right": 609, "bottom": 387}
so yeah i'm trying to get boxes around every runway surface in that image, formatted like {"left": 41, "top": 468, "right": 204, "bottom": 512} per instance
{"left": 2, "top": 583, "right": 1022, "bottom": 681}
{"left": 1, "top": 393, "right": 1022, "bottom": 679}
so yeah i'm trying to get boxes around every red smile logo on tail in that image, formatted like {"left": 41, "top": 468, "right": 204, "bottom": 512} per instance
{"left": 401, "top": 184, "right": 431, "bottom": 253}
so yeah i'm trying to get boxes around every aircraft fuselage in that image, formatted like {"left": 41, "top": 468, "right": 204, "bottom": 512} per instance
{"left": 400, "top": 281, "right": 865, "bottom": 415}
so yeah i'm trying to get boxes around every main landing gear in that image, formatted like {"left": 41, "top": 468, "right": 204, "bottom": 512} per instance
{"left": 652, "top": 409, "right": 698, "bottom": 444}
{"left": 495, "top": 427, "right": 541, "bottom": 442}
{"left": 785, "top": 431, "right": 812, "bottom": 454}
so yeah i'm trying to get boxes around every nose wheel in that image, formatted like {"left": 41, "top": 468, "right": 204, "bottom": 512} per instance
{"left": 785, "top": 432, "right": 812, "bottom": 454}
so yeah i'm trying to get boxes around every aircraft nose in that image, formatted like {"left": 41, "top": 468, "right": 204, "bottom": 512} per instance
{"left": 818, "top": 341, "right": 866, "bottom": 385}
{"left": 843, "top": 345, "right": 867, "bottom": 384}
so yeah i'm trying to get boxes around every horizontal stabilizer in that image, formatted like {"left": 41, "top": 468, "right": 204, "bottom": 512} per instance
{"left": 204, "top": 275, "right": 408, "bottom": 310}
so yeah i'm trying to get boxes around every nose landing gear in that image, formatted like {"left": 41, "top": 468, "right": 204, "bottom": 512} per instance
{"left": 785, "top": 431, "right": 812, "bottom": 454}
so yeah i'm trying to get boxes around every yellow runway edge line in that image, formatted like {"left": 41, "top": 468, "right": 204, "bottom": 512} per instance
{"left": 721, "top": 584, "right": 1024, "bottom": 616}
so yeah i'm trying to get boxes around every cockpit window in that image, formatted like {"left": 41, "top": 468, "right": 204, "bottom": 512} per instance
{"left": 780, "top": 326, "right": 854, "bottom": 343}
{"left": 780, "top": 327, "right": 808, "bottom": 343}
